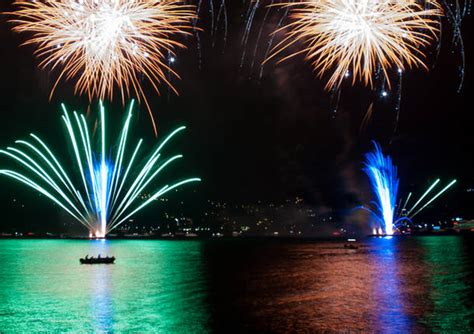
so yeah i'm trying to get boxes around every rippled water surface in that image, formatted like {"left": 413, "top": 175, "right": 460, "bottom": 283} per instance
{"left": 1, "top": 237, "right": 474, "bottom": 332}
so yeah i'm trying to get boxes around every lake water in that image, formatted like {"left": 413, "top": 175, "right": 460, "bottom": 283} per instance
{"left": 1, "top": 237, "right": 473, "bottom": 332}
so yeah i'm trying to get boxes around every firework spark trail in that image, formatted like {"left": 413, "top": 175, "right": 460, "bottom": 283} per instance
{"left": 0, "top": 102, "right": 200, "bottom": 236}
{"left": 190, "top": 0, "right": 228, "bottom": 67}
{"left": 439, "top": 0, "right": 471, "bottom": 91}
{"left": 359, "top": 103, "right": 374, "bottom": 133}
{"left": 10, "top": 0, "right": 196, "bottom": 136}
{"left": 213, "top": 0, "right": 228, "bottom": 48}
{"left": 240, "top": 0, "right": 260, "bottom": 69}
{"left": 242, "top": 0, "right": 259, "bottom": 44}
{"left": 249, "top": 0, "right": 274, "bottom": 70}
{"left": 406, "top": 178, "right": 440, "bottom": 216}
{"left": 190, "top": 0, "right": 205, "bottom": 69}
{"left": 400, "top": 192, "right": 412, "bottom": 214}
{"left": 397, "top": 180, "right": 456, "bottom": 222}
{"left": 330, "top": 84, "right": 342, "bottom": 116}
{"left": 238, "top": 0, "right": 294, "bottom": 76}
{"left": 206, "top": 0, "right": 227, "bottom": 42}
{"left": 265, "top": 0, "right": 442, "bottom": 89}
{"left": 259, "top": 5, "right": 291, "bottom": 80}
{"left": 390, "top": 68, "right": 404, "bottom": 135}
{"left": 209, "top": 0, "right": 215, "bottom": 33}
{"left": 409, "top": 180, "right": 457, "bottom": 218}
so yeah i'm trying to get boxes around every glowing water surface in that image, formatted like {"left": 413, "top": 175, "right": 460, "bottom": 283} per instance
{"left": 0, "top": 237, "right": 473, "bottom": 332}
{"left": 0, "top": 240, "right": 209, "bottom": 332}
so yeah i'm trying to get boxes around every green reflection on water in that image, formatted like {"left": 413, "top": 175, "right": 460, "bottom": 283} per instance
{"left": 0, "top": 240, "right": 210, "bottom": 332}
{"left": 419, "top": 236, "right": 474, "bottom": 331}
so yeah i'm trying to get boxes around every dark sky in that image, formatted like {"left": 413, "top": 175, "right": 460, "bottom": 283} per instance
{"left": 0, "top": 1, "right": 473, "bottom": 230}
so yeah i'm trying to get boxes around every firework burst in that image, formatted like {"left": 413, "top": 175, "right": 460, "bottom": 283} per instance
{"left": 0, "top": 101, "right": 200, "bottom": 237}
{"left": 363, "top": 142, "right": 399, "bottom": 235}
{"left": 266, "top": 0, "right": 442, "bottom": 89}
{"left": 10, "top": 0, "right": 196, "bottom": 135}
{"left": 363, "top": 142, "right": 456, "bottom": 235}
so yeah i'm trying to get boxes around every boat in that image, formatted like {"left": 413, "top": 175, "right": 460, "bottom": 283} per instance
{"left": 80, "top": 255, "right": 115, "bottom": 264}
{"left": 344, "top": 244, "right": 359, "bottom": 250}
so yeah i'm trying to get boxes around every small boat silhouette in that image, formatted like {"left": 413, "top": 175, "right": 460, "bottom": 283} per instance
{"left": 80, "top": 255, "right": 115, "bottom": 264}
{"left": 344, "top": 244, "right": 359, "bottom": 250}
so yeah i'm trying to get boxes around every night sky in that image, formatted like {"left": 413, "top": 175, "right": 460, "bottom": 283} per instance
{"left": 0, "top": 1, "right": 473, "bottom": 231}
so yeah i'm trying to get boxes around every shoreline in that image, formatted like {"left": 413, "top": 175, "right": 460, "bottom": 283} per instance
{"left": 0, "top": 231, "right": 472, "bottom": 241}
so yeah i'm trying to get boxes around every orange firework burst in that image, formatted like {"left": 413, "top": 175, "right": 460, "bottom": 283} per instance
{"left": 10, "top": 0, "right": 196, "bottom": 135}
{"left": 266, "top": 0, "right": 442, "bottom": 89}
